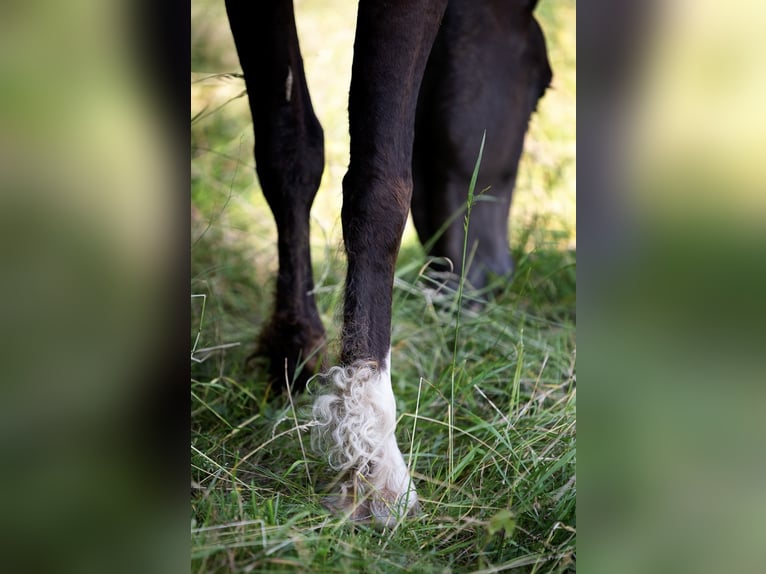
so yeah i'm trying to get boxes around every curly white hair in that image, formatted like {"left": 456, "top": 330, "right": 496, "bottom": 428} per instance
{"left": 311, "top": 352, "right": 417, "bottom": 526}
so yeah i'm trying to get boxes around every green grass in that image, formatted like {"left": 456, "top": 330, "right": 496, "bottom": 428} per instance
{"left": 191, "top": 1, "right": 575, "bottom": 571}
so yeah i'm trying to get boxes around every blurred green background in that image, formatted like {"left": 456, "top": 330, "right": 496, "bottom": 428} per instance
{"left": 3, "top": 0, "right": 764, "bottom": 570}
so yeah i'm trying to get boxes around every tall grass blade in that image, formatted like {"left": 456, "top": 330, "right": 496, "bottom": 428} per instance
{"left": 449, "top": 130, "right": 486, "bottom": 482}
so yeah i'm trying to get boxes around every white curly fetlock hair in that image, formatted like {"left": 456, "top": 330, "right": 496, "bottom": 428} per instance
{"left": 311, "top": 352, "right": 417, "bottom": 526}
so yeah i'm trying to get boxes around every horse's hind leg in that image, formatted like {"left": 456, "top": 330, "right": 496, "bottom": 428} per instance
{"left": 225, "top": 0, "right": 326, "bottom": 391}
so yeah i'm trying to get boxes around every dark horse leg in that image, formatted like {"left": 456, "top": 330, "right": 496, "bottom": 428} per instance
{"left": 412, "top": 0, "right": 552, "bottom": 291}
{"left": 312, "top": 0, "right": 448, "bottom": 526}
{"left": 225, "top": 0, "right": 326, "bottom": 391}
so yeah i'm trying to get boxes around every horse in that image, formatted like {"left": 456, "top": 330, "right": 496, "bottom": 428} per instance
{"left": 224, "top": 0, "right": 551, "bottom": 525}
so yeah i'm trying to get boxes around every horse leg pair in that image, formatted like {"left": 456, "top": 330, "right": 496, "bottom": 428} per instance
{"left": 225, "top": 0, "right": 548, "bottom": 523}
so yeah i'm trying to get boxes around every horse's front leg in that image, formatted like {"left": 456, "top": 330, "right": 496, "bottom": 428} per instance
{"left": 312, "top": 0, "right": 448, "bottom": 526}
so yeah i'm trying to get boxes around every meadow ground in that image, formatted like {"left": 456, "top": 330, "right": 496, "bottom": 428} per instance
{"left": 191, "top": 1, "right": 575, "bottom": 571}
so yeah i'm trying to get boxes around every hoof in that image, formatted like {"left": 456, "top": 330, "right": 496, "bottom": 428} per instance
{"left": 322, "top": 476, "right": 420, "bottom": 527}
